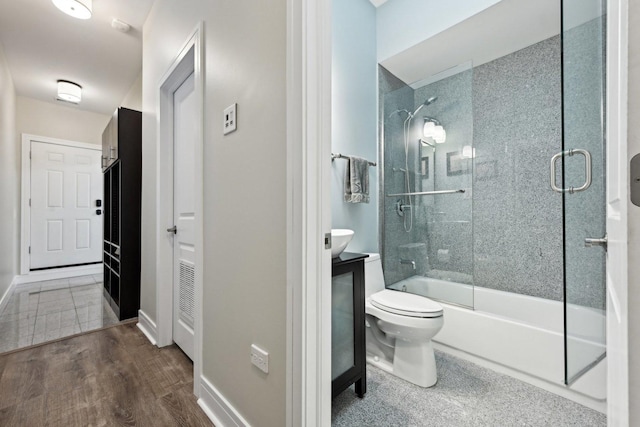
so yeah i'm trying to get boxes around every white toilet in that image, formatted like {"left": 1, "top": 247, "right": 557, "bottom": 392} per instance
{"left": 364, "top": 253, "right": 444, "bottom": 387}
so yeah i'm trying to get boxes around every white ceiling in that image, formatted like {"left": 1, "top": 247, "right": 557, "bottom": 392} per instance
{"left": 0, "top": 0, "right": 154, "bottom": 115}
{"left": 378, "top": 0, "right": 603, "bottom": 87}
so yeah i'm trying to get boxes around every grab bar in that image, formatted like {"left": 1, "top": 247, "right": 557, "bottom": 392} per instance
{"left": 386, "top": 189, "right": 465, "bottom": 197}
{"left": 550, "top": 149, "right": 592, "bottom": 194}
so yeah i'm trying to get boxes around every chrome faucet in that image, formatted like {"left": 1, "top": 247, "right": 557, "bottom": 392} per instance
{"left": 399, "top": 259, "right": 416, "bottom": 270}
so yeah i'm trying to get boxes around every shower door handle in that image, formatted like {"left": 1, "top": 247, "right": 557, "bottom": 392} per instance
{"left": 550, "top": 149, "right": 592, "bottom": 194}
{"left": 585, "top": 234, "right": 607, "bottom": 250}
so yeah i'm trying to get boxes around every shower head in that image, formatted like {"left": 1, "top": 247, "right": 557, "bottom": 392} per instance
{"left": 411, "top": 96, "right": 438, "bottom": 116}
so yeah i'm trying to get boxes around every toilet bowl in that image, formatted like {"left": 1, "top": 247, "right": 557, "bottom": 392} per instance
{"left": 364, "top": 254, "right": 444, "bottom": 387}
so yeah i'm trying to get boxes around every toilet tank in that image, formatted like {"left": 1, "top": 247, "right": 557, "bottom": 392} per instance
{"left": 364, "top": 253, "right": 386, "bottom": 299}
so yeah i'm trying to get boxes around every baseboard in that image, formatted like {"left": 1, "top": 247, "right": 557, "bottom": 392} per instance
{"left": 14, "top": 264, "right": 102, "bottom": 285}
{"left": 198, "top": 375, "right": 250, "bottom": 427}
{"left": 136, "top": 310, "right": 158, "bottom": 346}
{"left": 0, "top": 278, "right": 17, "bottom": 315}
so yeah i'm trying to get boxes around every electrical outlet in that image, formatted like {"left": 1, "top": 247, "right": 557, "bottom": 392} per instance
{"left": 223, "top": 103, "right": 237, "bottom": 135}
{"left": 250, "top": 344, "right": 269, "bottom": 374}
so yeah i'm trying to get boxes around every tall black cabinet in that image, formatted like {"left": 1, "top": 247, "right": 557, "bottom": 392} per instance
{"left": 102, "top": 107, "right": 142, "bottom": 320}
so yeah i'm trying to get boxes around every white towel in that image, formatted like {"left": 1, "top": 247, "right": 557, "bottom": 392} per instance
{"left": 344, "top": 156, "right": 370, "bottom": 204}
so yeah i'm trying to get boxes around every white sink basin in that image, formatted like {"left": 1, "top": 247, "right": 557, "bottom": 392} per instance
{"left": 331, "top": 229, "right": 354, "bottom": 258}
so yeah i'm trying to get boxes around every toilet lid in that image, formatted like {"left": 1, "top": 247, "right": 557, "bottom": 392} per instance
{"left": 370, "top": 289, "right": 443, "bottom": 318}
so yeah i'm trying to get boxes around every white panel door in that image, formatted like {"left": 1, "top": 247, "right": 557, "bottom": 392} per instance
{"left": 30, "top": 141, "right": 102, "bottom": 269}
{"left": 172, "top": 72, "right": 196, "bottom": 359}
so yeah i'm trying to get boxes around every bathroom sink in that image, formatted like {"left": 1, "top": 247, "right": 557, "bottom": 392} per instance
{"left": 331, "top": 229, "right": 354, "bottom": 258}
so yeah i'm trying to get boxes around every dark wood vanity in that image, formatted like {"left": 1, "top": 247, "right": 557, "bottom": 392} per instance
{"left": 332, "top": 252, "right": 368, "bottom": 399}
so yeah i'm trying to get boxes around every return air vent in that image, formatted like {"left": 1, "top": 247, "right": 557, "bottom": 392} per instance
{"left": 179, "top": 261, "right": 195, "bottom": 328}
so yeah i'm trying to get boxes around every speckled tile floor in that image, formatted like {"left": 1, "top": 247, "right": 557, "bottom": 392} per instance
{"left": 332, "top": 350, "right": 606, "bottom": 427}
{"left": 0, "top": 275, "right": 121, "bottom": 353}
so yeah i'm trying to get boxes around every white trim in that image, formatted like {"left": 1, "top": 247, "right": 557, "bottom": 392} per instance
{"left": 286, "top": 0, "right": 333, "bottom": 425}
{"left": 13, "top": 263, "right": 101, "bottom": 285}
{"left": 20, "top": 134, "right": 101, "bottom": 276}
{"left": 0, "top": 279, "right": 17, "bottom": 316}
{"left": 136, "top": 309, "right": 158, "bottom": 345}
{"left": 155, "top": 23, "right": 205, "bottom": 398}
{"left": 605, "top": 0, "right": 629, "bottom": 423}
{"left": 197, "top": 375, "right": 251, "bottom": 427}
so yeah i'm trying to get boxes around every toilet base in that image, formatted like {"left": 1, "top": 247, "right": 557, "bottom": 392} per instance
{"left": 366, "top": 339, "right": 438, "bottom": 388}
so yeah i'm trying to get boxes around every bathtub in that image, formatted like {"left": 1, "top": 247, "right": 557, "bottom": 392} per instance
{"left": 388, "top": 275, "right": 607, "bottom": 413}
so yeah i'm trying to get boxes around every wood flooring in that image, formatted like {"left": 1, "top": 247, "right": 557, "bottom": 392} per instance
{"left": 0, "top": 321, "right": 213, "bottom": 426}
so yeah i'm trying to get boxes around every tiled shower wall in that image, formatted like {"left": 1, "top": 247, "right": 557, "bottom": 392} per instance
{"left": 381, "top": 18, "right": 605, "bottom": 309}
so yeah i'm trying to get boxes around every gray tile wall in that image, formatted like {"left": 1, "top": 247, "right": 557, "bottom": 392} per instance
{"left": 380, "top": 19, "right": 605, "bottom": 309}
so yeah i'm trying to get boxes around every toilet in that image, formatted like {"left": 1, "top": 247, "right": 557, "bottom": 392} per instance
{"left": 364, "top": 253, "right": 444, "bottom": 387}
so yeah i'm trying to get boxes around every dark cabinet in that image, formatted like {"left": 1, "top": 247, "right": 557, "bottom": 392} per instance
{"left": 102, "top": 107, "right": 141, "bottom": 320}
{"left": 332, "top": 252, "right": 367, "bottom": 399}
{"left": 102, "top": 109, "right": 119, "bottom": 171}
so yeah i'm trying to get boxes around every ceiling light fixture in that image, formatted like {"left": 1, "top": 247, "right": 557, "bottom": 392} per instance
{"left": 57, "top": 80, "right": 82, "bottom": 103}
{"left": 52, "top": 0, "right": 92, "bottom": 20}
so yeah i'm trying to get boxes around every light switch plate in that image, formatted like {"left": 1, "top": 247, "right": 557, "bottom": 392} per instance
{"left": 224, "top": 103, "right": 237, "bottom": 135}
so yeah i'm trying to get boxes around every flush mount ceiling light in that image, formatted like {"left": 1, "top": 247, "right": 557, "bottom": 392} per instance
{"left": 52, "top": 0, "right": 92, "bottom": 19}
{"left": 57, "top": 80, "right": 82, "bottom": 103}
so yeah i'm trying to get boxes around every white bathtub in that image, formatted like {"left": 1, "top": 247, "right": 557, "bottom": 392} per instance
{"left": 388, "top": 275, "right": 607, "bottom": 413}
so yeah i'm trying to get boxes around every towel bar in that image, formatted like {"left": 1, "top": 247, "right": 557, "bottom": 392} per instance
{"left": 331, "top": 153, "right": 377, "bottom": 167}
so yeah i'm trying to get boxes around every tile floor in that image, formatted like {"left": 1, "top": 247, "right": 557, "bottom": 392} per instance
{"left": 332, "top": 350, "right": 606, "bottom": 426}
{"left": 0, "top": 274, "right": 120, "bottom": 353}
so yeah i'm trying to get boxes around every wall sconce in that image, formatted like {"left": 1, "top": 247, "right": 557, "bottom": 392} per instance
{"left": 57, "top": 80, "right": 82, "bottom": 103}
{"left": 423, "top": 118, "right": 446, "bottom": 144}
{"left": 462, "top": 145, "right": 476, "bottom": 158}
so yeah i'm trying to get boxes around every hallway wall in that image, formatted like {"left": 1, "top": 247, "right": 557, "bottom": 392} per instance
{"left": 16, "top": 96, "right": 110, "bottom": 145}
{"left": 142, "top": 1, "right": 287, "bottom": 425}
{"left": 0, "top": 42, "right": 18, "bottom": 299}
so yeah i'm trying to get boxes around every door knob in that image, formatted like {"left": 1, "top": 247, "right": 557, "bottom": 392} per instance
{"left": 167, "top": 225, "right": 177, "bottom": 234}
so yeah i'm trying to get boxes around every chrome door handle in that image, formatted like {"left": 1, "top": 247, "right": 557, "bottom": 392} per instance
{"left": 585, "top": 234, "right": 607, "bottom": 249}
{"left": 167, "top": 226, "right": 177, "bottom": 234}
{"left": 550, "top": 149, "right": 592, "bottom": 194}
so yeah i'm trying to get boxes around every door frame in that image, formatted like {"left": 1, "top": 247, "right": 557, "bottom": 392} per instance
{"left": 288, "top": 0, "right": 630, "bottom": 425}
{"left": 20, "top": 133, "right": 103, "bottom": 277}
{"left": 286, "top": 0, "right": 333, "bottom": 425}
{"left": 155, "top": 23, "right": 204, "bottom": 396}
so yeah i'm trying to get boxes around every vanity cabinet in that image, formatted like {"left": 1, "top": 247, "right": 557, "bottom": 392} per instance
{"left": 102, "top": 107, "right": 142, "bottom": 320}
{"left": 332, "top": 252, "right": 368, "bottom": 399}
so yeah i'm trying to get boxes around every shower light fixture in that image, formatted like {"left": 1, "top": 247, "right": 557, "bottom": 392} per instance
{"left": 57, "top": 80, "right": 82, "bottom": 103}
{"left": 52, "top": 0, "right": 92, "bottom": 19}
{"left": 423, "top": 118, "right": 446, "bottom": 144}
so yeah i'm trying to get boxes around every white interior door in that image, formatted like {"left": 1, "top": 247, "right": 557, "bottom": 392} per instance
{"left": 30, "top": 141, "right": 102, "bottom": 269}
{"left": 172, "top": 72, "right": 196, "bottom": 359}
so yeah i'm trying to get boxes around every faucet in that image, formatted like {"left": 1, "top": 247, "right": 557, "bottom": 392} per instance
{"left": 399, "top": 259, "right": 416, "bottom": 270}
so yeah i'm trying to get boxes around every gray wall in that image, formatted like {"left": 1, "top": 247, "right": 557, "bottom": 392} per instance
{"left": 0, "top": 43, "right": 18, "bottom": 299}
{"left": 331, "top": 0, "right": 378, "bottom": 254}
{"left": 143, "top": 1, "right": 287, "bottom": 425}
{"left": 381, "top": 21, "right": 605, "bottom": 309}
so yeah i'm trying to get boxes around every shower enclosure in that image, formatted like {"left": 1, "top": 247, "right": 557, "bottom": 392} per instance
{"left": 379, "top": 0, "right": 606, "bottom": 387}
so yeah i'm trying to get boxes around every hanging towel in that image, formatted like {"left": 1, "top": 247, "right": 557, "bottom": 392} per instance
{"left": 344, "top": 156, "right": 370, "bottom": 203}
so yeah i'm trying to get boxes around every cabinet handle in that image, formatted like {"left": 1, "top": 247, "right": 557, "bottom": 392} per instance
{"left": 109, "top": 146, "right": 117, "bottom": 160}
{"left": 101, "top": 156, "right": 107, "bottom": 167}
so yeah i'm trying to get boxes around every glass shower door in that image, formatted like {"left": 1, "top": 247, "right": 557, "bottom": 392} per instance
{"left": 560, "top": 0, "right": 607, "bottom": 384}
